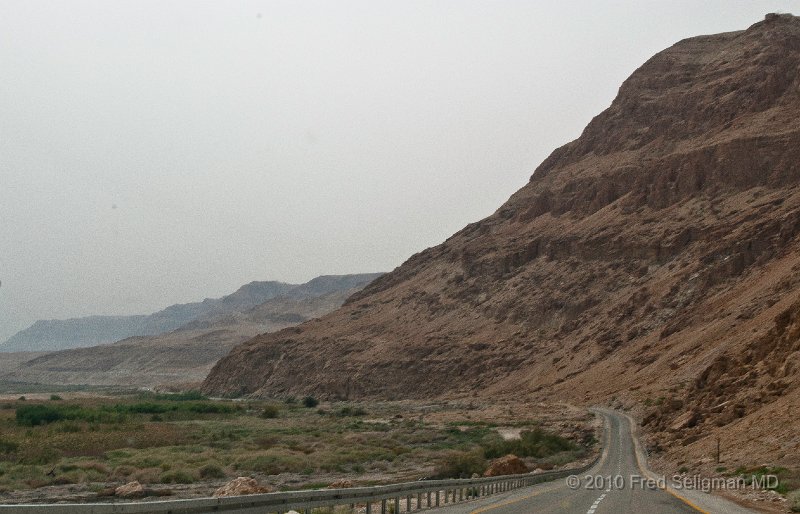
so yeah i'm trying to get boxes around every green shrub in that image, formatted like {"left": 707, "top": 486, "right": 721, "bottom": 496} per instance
{"left": 335, "top": 406, "right": 367, "bottom": 417}
{"left": 16, "top": 404, "right": 64, "bottom": 426}
{"left": 49, "top": 394, "right": 63, "bottom": 401}
{"left": 433, "top": 451, "right": 486, "bottom": 479}
{"left": 199, "top": 464, "right": 226, "bottom": 479}
{"left": 483, "top": 428, "right": 577, "bottom": 459}
{"left": 302, "top": 396, "right": 319, "bottom": 408}
{"left": 260, "top": 405, "right": 281, "bottom": 419}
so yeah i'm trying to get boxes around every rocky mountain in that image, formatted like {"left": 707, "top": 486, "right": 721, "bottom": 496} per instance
{"left": 203, "top": 14, "right": 800, "bottom": 471}
{"left": 1, "top": 281, "right": 297, "bottom": 352}
{"left": 0, "top": 274, "right": 382, "bottom": 387}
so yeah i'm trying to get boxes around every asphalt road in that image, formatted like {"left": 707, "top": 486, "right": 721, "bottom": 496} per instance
{"left": 428, "top": 410, "right": 753, "bottom": 514}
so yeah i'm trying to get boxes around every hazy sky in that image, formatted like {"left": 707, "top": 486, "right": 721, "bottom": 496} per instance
{"left": 2, "top": 1, "right": 798, "bottom": 342}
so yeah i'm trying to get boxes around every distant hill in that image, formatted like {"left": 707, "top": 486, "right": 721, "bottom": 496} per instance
{"left": 0, "top": 273, "right": 382, "bottom": 387}
{"left": 1, "top": 281, "right": 295, "bottom": 352}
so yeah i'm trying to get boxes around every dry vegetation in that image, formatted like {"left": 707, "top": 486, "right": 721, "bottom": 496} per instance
{"left": 0, "top": 393, "right": 595, "bottom": 503}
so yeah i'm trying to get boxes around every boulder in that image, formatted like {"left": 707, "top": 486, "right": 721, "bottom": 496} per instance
{"left": 115, "top": 481, "right": 145, "bottom": 498}
{"left": 213, "top": 477, "right": 273, "bottom": 497}
{"left": 483, "top": 455, "right": 529, "bottom": 477}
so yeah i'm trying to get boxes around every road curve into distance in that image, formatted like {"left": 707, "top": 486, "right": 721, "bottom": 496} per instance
{"left": 428, "top": 409, "right": 754, "bottom": 514}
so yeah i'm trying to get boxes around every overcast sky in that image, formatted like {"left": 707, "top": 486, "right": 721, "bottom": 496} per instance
{"left": 1, "top": 0, "right": 798, "bottom": 342}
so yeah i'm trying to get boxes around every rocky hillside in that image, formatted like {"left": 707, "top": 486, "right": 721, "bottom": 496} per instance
{"left": 0, "top": 274, "right": 382, "bottom": 387}
{"left": 1, "top": 281, "right": 297, "bottom": 352}
{"left": 203, "top": 14, "right": 800, "bottom": 470}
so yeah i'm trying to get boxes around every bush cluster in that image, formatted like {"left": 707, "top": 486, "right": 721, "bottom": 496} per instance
{"left": 433, "top": 451, "right": 486, "bottom": 479}
{"left": 15, "top": 400, "right": 235, "bottom": 426}
{"left": 483, "top": 428, "right": 577, "bottom": 459}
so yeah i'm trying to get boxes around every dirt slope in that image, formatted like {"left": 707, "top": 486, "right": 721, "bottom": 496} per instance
{"left": 203, "top": 14, "right": 800, "bottom": 469}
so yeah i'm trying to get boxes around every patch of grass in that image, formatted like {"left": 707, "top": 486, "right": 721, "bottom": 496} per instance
{"left": 235, "top": 451, "right": 308, "bottom": 475}
{"left": 139, "top": 391, "right": 207, "bottom": 402}
{"left": 334, "top": 406, "right": 367, "bottom": 417}
{"left": 160, "top": 469, "right": 196, "bottom": 484}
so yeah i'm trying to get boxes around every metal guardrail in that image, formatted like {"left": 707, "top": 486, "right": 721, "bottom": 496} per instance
{"left": 0, "top": 458, "right": 600, "bottom": 514}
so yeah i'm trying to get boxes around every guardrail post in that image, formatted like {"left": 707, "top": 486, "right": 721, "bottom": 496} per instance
{"left": 459, "top": 487, "right": 464, "bottom": 501}
{"left": 427, "top": 491, "right": 431, "bottom": 507}
{"left": 367, "top": 501, "right": 372, "bottom": 514}
{"left": 406, "top": 495, "right": 411, "bottom": 511}
{"left": 394, "top": 496, "right": 400, "bottom": 513}
{"left": 381, "top": 498, "right": 387, "bottom": 514}
{"left": 435, "top": 490, "right": 440, "bottom": 506}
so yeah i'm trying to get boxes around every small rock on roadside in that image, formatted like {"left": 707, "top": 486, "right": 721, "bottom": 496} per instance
{"left": 213, "top": 477, "right": 273, "bottom": 497}
{"left": 115, "top": 481, "right": 145, "bottom": 498}
{"left": 483, "top": 454, "right": 529, "bottom": 477}
{"left": 327, "top": 479, "right": 354, "bottom": 489}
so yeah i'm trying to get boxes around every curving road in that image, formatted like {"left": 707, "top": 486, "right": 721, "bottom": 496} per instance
{"left": 428, "top": 409, "right": 754, "bottom": 514}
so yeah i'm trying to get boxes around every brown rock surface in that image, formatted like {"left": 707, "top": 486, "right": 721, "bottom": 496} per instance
{"left": 483, "top": 455, "right": 529, "bottom": 477}
{"left": 212, "top": 477, "right": 273, "bottom": 497}
{"left": 203, "top": 14, "right": 800, "bottom": 470}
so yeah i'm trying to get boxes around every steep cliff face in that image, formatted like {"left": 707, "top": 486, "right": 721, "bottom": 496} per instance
{"left": 204, "top": 15, "right": 800, "bottom": 466}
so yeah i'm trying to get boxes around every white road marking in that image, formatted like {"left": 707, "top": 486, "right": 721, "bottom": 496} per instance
{"left": 586, "top": 492, "right": 607, "bottom": 514}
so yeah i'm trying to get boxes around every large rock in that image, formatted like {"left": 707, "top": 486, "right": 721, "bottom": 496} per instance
{"left": 483, "top": 455, "right": 529, "bottom": 477}
{"left": 114, "top": 481, "right": 145, "bottom": 498}
{"left": 213, "top": 477, "right": 273, "bottom": 497}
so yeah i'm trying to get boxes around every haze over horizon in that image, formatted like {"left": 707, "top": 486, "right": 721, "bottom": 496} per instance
{"left": 2, "top": 0, "right": 799, "bottom": 343}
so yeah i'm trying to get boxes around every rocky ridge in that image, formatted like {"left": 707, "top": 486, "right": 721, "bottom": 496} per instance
{"left": 203, "top": 15, "right": 800, "bottom": 470}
